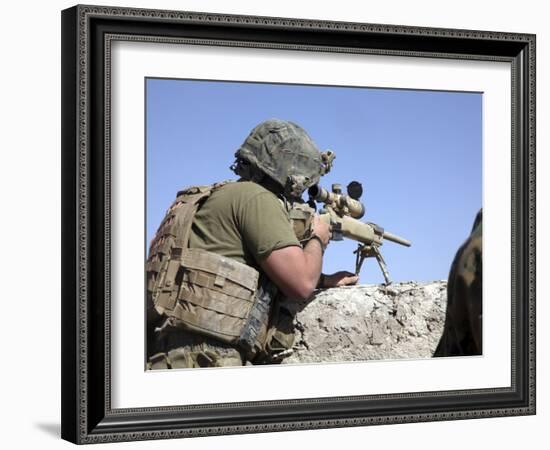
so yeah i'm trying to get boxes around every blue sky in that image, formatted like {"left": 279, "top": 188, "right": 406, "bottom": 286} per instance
{"left": 146, "top": 78, "right": 481, "bottom": 284}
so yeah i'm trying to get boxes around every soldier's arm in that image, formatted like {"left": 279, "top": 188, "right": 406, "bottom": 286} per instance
{"left": 259, "top": 216, "right": 329, "bottom": 301}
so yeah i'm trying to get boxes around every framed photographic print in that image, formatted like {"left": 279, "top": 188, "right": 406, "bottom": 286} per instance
{"left": 61, "top": 4, "right": 536, "bottom": 444}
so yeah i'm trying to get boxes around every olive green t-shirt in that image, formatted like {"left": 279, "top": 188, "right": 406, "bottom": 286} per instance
{"left": 188, "top": 181, "right": 300, "bottom": 268}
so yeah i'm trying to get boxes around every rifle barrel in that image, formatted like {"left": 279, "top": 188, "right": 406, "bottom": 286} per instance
{"left": 383, "top": 231, "right": 411, "bottom": 247}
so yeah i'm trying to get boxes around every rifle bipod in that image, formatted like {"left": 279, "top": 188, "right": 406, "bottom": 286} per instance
{"left": 354, "top": 243, "right": 392, "bottom": 285}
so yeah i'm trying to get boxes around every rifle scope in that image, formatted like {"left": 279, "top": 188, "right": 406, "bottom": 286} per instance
{"left": 308, "top": 182, "right": 365, "bottom": 219}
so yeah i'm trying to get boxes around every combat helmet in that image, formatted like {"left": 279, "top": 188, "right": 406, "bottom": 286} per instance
{"left": 231, "top": 119, "right": 334, "bottom": 199}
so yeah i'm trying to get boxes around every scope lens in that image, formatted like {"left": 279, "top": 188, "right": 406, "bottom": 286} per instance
{"left": 347, "top": 181, "right": 363, "bottom": 200}
{"left": 308, "top": 185, "right": 320, "bottom": 198}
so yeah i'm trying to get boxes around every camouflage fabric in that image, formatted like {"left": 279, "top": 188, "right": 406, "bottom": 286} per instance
{"left": 232, "top": 119, "right": 329, "bottom": 199}
{"left": 434, "top": 209, "right": 482, "bottom": 357}
{"left": 148, "top": 328, "right": 245, "bottom": 369}
{"left": 147, "top": 304, "right": 297, "bottom": 369}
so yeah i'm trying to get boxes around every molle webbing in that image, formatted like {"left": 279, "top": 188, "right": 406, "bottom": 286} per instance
{"left": 155, "top": 249, "right": 260, "bottom": 343}
{"left": 180, "top": 249, "right": 258, "bottom": 292}
{"left": 147, "top": 182, "right": 229, "bottom": 308}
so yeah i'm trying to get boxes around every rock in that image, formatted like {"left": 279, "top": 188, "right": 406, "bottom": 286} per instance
{"left": 282, "top": 281, "right": 447, "bottom": 364}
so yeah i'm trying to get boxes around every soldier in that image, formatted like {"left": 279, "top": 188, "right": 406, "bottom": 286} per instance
{"left": 434, "top": 209, "right": 482, "bottom": 357}
{"left": 146, "top": 119, "right": 358, "bottom": 369}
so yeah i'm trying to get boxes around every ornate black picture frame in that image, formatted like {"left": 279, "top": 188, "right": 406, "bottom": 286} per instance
{"left": 61, "top": 4, "right": 536, "bottom": 444}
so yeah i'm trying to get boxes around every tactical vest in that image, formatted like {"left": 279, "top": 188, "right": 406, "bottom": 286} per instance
{"left": 147, "top": 182, "right": 288, "bottom": 360}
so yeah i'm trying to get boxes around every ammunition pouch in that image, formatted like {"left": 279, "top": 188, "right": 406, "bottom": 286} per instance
{"left": 151, "top": 248, "right": 296, "bottom": 362}
{"left": 152, "top": 248, "right": 269, "bottom": 349}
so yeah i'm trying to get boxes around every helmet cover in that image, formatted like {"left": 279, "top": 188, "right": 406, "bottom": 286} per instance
{"left": 233, "top": 119, "right": 328, "bottom": 198}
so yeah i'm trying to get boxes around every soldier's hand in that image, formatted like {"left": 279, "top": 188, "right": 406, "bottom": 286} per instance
{"left": 311, "top": 214, "right": 331, "bottom": 247}
{"left": 322, "top": 271, "right": 359, "bottom": 288}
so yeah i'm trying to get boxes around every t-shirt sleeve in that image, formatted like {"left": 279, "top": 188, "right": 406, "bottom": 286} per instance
{"left": 237, "top": 192, "right": 300, "bottom": 261}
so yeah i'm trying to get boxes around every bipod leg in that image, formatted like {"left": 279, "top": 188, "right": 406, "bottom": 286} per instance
{"left": 354, "top": 244, "right": 366, "bottom": 276}
{"left": 373, "top": 246, "right": 391, "bottom": 285}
